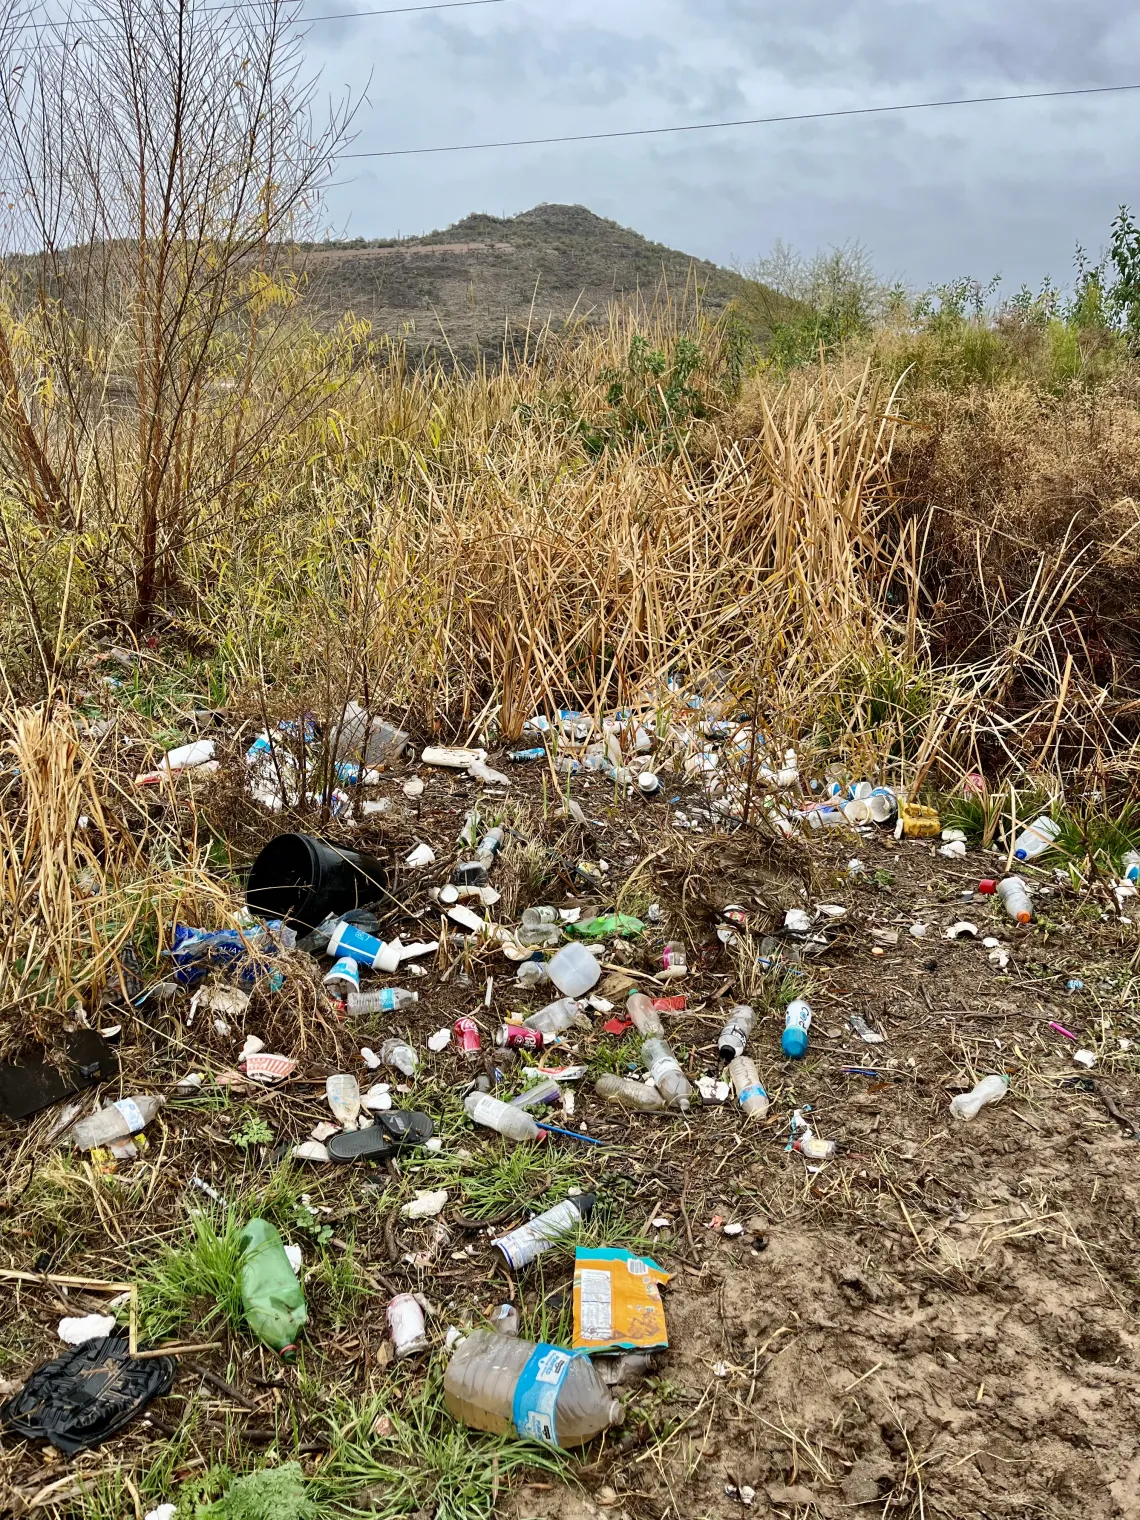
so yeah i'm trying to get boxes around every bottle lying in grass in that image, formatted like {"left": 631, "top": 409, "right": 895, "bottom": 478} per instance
{"left": 70, "top": 1095, "right": 164, "bottom": 1151}
{"left": 493, "top": 1194, "right": 596, "bottom": 1268}
{"left": 238, "top": 1218, "right": 307, "bottom": 1361}
{"left": 594, "top": 1075, "right": 666, "bottom": 1113}
{"left": 1012, "top": 815, "right": 1059, "bottom": 861}
{"left": 444, "top": 1329, "right": 622, "bottom": 1448}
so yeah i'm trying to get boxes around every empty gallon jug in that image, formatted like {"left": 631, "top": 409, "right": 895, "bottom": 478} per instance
{"left": 546, "top": 942, "right": 601, "bottom": 997}
{"left": 444, "top": 1329, "right": 622, "bottom": 1448}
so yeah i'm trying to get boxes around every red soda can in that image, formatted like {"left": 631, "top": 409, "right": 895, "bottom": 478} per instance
{"left": 454, "top": 1016, "right": 482, "bottom": 1056}
{"left": 495, "top": 1024, "right": 545, "bottom": 1051}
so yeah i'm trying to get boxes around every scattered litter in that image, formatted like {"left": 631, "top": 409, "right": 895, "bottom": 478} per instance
{"left": 899, "top": 801, "right": 941, "bottom": 838}
{"left": 1073, "top": 1049, "right": 1097, "bottom": 1069}
{"left": 242, "top": 1053, "right": 297, "bottom": 1084}
{"left": 292, "top": 1141, "right": 331, "bottom": 1163}
{"left": 848, "top": 1015, "right": 885, "bottom": 1044}
{"left": 238, "top": 1218, "right": 307, "bottom": 1358}
{"left": 427, "top": 1027, "right": 452, "bottom": 1052}
{"left": 696, "top": 1075, "right": 731, "bottom": 1102}
{"left": 494, "top": 1195, "right": 595, "bottom": 1268}
{"left": 939, "top": 840, "right": 967, "bottom": 858}
{"left": 949, "top": 1075, "right": 1008, "bottom": 1120}
{"left": 943, "top": 921, "right": 978, "bottom": 940}
{"left": 1, "top": 1337, "right": 175, "bottom": 1453}
{"left": 402, "top": 1189, "right": 449, "bottom": 1219}
{"left": 421, "top": 745, "right": 488, "bottom": 769}
{"left": 572, "top": 1247, "right": 671, "bottom": 1352}
{"left": 389, "top": 1293, "right": 430, "bottom": 1358}
{"left": 57, "top": 1314, "right": 117, "bottom": 1346}
{"left": 908, "top": 922, "right": 928, "bottom": 938}
{"left": 444, "top": 1329, "right": 621, "bottom": 1447}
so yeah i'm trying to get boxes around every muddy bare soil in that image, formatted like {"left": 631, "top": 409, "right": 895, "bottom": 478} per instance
{"left": 2, "top": 759, "right": 1139, "bottom": 1520}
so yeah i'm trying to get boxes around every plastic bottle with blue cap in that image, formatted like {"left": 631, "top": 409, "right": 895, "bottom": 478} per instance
{"left": 1012, "top": 815, "right": 1059, "bottom": 861}
{"left": 781, "top": 999, "right": 812, "bottom": 1059}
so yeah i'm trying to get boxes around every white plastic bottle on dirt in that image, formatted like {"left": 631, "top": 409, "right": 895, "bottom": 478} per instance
{"left": 1012, "top": 815, "right": 1059, "bottom": 861}
{"left": 546, "top": 942, "right": 601, "bottom": 997}
{"left": 493, "top": 1194, "right": 596, "bottom": 1268}
{"left": 1122, "top": 850, "right": 1140, "bottom": 884}
{"left": 524, "top": 997, "right": 588, "bottom": 1036}
{"left": 346, "top": 988, "right": 419, "bottom": 1015}
{"left": 380, "top": 1037, "right": 419, "bottom": 1077}
{"left": 718, "top": 1005, "right": 754, "bottom": 1062}
{"left": 70, "top": 1094, "right": 165, "bottom": 1150}
{"left": 640, "top": 1037, "right": 692, "bottom": 1111}
{"left": 781, "top": 999, "right": 812, "bottom": 1059}
{"left": 996, "top": 875, "right": 1033, "bottom": 924}
{"left": 464, "top": 1092, "right": 542, "bottom": 1143}
{"left": 950, "top": 1074, "right": 1008, "bottom": 1120}
{"left": 595, "top": 1075, "right": 666, "bottom": 1113}
{"left": 726, "top": 1056, "right": 768, "bottom": 1119}
{"left": 627, "top": 991, "right": 664, "bottom": 1038}
{"left": 444, "top": 1328, "right": 622, "bottom": 1448}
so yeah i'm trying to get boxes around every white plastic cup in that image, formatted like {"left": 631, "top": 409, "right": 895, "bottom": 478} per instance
{"left": 388, "top": 1293, "right": 429, "bottom": 1358}
{"left": 327, "top": 921, "right": 402, "bottom": 973}
{"left": 323, "top": 956, "right": 360, "bottom": 991}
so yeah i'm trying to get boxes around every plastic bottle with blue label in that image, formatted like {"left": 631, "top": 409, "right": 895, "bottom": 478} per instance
{"left": 444, "top": 1328, "right": 622, "bottom": 1447}
{"left": 781, "top": 999, "right": 812, "bottom": 1059}
{"left": 1122, "top": 850, "right": 1140, "bottom": 884}
{"left": 70, "top": 1094, "right": 165, "bottom": 1150}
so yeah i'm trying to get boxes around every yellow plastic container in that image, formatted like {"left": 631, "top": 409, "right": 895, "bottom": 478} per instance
{"left": 900, "top": 801, "right": 941, "bottom": 838}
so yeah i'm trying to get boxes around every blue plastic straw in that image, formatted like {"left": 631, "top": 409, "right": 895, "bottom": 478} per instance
{"left": 536, "top": 1122, "right": 605, "bottom": 1146}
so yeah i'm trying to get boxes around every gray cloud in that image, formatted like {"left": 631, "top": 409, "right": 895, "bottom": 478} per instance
{"left": 310, "top": 0, "right": 1140, "bottom": 287}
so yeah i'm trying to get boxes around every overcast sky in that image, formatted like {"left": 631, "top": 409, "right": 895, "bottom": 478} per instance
{"left": 306, "top": 0, "right": 1140, "bottom": 291}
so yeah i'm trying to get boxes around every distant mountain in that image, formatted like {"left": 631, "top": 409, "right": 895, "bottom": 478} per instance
{"left": 299, "top": 203, "right": 779, "bottom": 358}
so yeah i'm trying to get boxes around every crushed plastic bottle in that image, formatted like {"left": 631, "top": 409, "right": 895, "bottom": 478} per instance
{"left": 509, "top": 1076, "right": 562, "bottom": 1109}
{"left": 388, "top": 1292, "right": 429, "bottom": 1358}
{"left": 727, "top": 1056, "right": 768, "bottom": 1119}
{"left": 996, "top": 875, "right": 1033, "bottom": 924}
{"left": 380, "top": 1037, "right": 419, "bottom": 1077}
{"left": 524, "top": 998, "right": 588, "bottom": 1036}
{"left": 627, "top": 991, "right": 664, "bottom": 1037}
{"left": 444, "top": 1329, "right": 622, "bottom": 1448}
{"left": 70, "top": 1095, "right": 164, "bottom": 1151}
{"left": 640, "top": 1037, "right": 692, "bottom": 1111}
{"left": 493, "top": 1194, "right": 595, "bottom": 1268}
{"left": 717, "top": 1004, "right": 754, "bottom": 1062}
{"left": 661, "top": 941, "right": 688, "bottom": 980}
{"left": 463, "top": 1092, "right": 543, "bottom": 1143}
{"left": 326, "top": 1074, "right": 362, "bottom": 1127}
{"left": 950, "top": 1074, "right": 1008, "bottom": 1120}
{"left": 595, "top": 1075, "right": 666, "bottom": 1112}
{"left": 238, "top": 1218, "right": 307, "bottom": 1360}
{"left": 1012, "top": 815, "right": 1059, "bottom": 861}
{"left": 346, "top": 987, "right": 419, "bottom": 1015}
{"left": 781, "top": 999, "right": 812, "bottom": 1059}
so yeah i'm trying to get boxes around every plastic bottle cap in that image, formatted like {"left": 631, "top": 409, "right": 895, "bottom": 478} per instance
{"left": 978, "top": 879, "right": 997, "bottom": 894}
{"left": 1014, "top": 849, "right": 1028, "bottom": 860}
{"left": 781, "top": 1027, "right": 808, "bottom": 1059}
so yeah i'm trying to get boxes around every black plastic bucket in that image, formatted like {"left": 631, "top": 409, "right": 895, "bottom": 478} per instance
{"left": 246, "top": 832, "right": 387, "bottom": 932}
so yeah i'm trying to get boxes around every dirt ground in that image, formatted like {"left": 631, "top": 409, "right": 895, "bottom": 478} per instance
{"left": 2, "top": 751, "right": 1139, "bottom": 1520}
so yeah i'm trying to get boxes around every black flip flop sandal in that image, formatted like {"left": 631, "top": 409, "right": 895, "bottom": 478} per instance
{"left": 327, "top": 1126, "right": 394, "bottom": 1162}
{"left": 372, "top": 1110, "right": 434, "bottom": 1148}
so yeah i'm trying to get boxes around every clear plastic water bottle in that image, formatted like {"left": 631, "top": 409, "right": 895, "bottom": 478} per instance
{"left": 996, "top": 876, "right": 1033, "bottom": 923}
{"left": 717, "top": 1005, "right": 754, "bottom": 1062}
{"left": 509, "top": 1077, "right": 562, "bottom": 1109}
{"left": 950, "top": 1074, "right": 1008, "bottom": 1120}
{"left": 595, "top": 1075, "right": 666, "bottom": 1112}
{"left": 640, "top": 1037, "right": 692, "bottom": 1111}
{"left": 326, "top": 1073, "right": 362, "bottom": 1127}
{"left": 70, "top": 1095, "right": 164, "bottom": 1151}
{"left": 781, "top": 999, "right": 812, "bottom": 1059}
{"left": 346, "top": 987, "right": 419, "bottom": 1015}
{"left": 727, "top": 1056, "right": 768, "bottom": 1119}
{"left": 517, "top": 959, "right": 550, "bottom": 989}
{"left": 444, "top": 1329, "right": 622, "bottom": 1448}
{"left": 525, "top": 998, "right": 588, "bottom": 1035}
{"left": 464, "top": 1092, "right": 542, "bottom": 1143}
{"left": 626, "top": 991, "right": 664, "bottom": 1037}
{"left": 493, "top": 1194, "right": 595, "bottom": 1267}
{"left": 238, "top": 1218, "right": 307, "bottom": 1360}
{"left": 1012, "top": 815, "right": 1059, "bottom": 861}
{"left": 380, "top": 1037, "right": 418, "bottom": 1077}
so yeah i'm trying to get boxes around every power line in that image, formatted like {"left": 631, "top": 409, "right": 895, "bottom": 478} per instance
{"left": 6, "top": 0, "right": 505, "bottom": 39}
{"left": 342, "top": 80, "right": 1140, "bottom": 159}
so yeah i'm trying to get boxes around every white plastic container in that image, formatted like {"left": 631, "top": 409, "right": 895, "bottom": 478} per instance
{"left": 463, "top": 1092, "right": 542, "bottom": 1143}
{"left": 380, "top": 1037, "right": 419, "bottom": 1077}
{"left": 640, "top": 1037, "right": 691, "bottom": 1111}
{"left": 326, "top": 1073, "right": 362, "bottom": 1127}
{"left": 161, "top": 739, "right": 216, "bottom": 771}
{"left": 70, "top": 1095, "right": 164, "bottom": 1150}
{"left": 950, "top": 1074, "right": 1008, "bottom": 1120}
{"left": 444, "top": 1328, "right": 622, "bottom": 1448}
{"left": 996, "top": 875, "right": 1032, "bottom": 924}
{"left": 327, "top": 921, "right": 401, "bottom": 974}
{"left": 524, "top": 997, "right": 588, "bottom": 1036}
{"left": 546, "top": 942, "right": 601, "bottom": 997}
{"left": 727, "top": 1056, "right": 768, "bottom": 1119}
{"left": 595, "top": 1075, "right": 666, "bottom": 1112}
{"left": 493, "top": 1195, "right": 595, "bottom": 1268}
{"left": 1012, "top": 815, "right": 1059, "bottom": 861}
{"left": 323, "top": 956, "right": 360, "bottom": 991}
{"left": 717, "top": 1005, "right": 754, "bottom": 1062}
